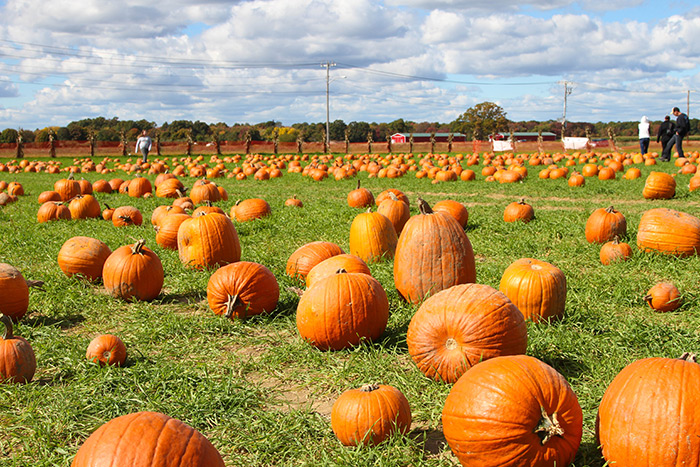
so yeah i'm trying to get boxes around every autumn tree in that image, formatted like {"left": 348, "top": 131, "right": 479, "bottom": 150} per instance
{"left": 451, "top": 102, "right": 510, "bottom": 140}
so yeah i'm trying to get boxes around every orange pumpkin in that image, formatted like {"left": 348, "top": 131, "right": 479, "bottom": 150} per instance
{"left": 503, "top": 198, "right": 534, "bottom": 223}
{"left": 231, "top": 198, "right": 271, "bottom": 221}
{"left": 0, "top": 264, "right": 29, "bottom": 321}
{"left": 284, "top": 195, "right": 303, "bottom": 207}
{"left": 68, "top": 194, "right": 101, "bottom": 220}
{"left": 642, "top": 171, "right": 676, "bottom": 199}
{"left": 86, "top": 334, "right": 127, "bottom": 367}
{"left": 127, "top": 175, "right": 152, "bottom": 198}
{"left": 407, "top": 283, "right": 527, "bottom": 383}
{"left": 37, "top": 201, "right": 71, "bottom": 223}
{"left": 306, "top": 254, "right": 371, "bottom": 288}
{"left": 190, "top": 178, "right": 222, "bottom": 205}
{"left": 499, "top": 258, "right": 567, "bottom": 322}
{"left": 644, "top": 282, "right": 681, "bottom": 312}
{"left": 57, "top": 236, "right": 112, "bottom": 282}
{"left": 207, "top": 261, "right": 279, "bottom": 320}
{"left": 347, "top": 180, "right": 374, "bottom": 208}
{"left": 103, "top": 239, "right": 164, "bottom": 302}
{"left": 349, "top": 209, "right": 398, "bottom": 263}
{"left": 433, "top": 200, "right": 468, "bottom": 228}
{"left": 377, "top": 192, "right": 410, "bottom": 235}
{"left": 177, "top": 212, "right": 241, "bottom": 269}
{"left": 286, "top": 241, "right": 344, "bottom": 280}
{"left": 375, "top": 188, "right": 409, "bottom": 208}
{"left": 600, "top": 237, "right": 633, "bottom": 265}
{"left": 585, "top": 206, "right": 626, "bottom": 243}
{"left": 54, "top": 175, "right": 81, "bottom": 201}
{"left": 637, "top": 208, "right": 700, "bottom": 256}
{"left": 112, "top": 206, "right": 143, "bottom": 227}
{"left": 0, "top": 314, "right": 36, "bottom": 383}
{"left": 155, "top": 213, "right": 191, "bottom": 250}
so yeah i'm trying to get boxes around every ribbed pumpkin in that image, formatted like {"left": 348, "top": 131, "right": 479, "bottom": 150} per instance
{"left": 177, "top": 212, "right": 241, "bottom": 269}
{"left": 376, "top": 188, "right": 409, "bottom": 208}
{"left": 443, "top": 355, "right": 582, "bottom": 467}
{"left": 190, "top": 178, "right": 222, "bottom": 205}
{"left": 347, "top": 180, "right": 374, "bottom": 208}
{"left": 155, "top": 213, "right": 191, "bottom": 250}
{"left": 57, "top": 236, "right": 112, "bottom": 282}
{"left": 207, "top": 261, "right": 279, "bottom": 319}
{"left": 231, "top": 198, "right": 271, "bottom": 221}
{"left": 637, "top": 208, "right": 700, "bottom": 256}
{"left": 597, "top": 353, "right": 700, "bottom": 466}
{"left": 191, "top": 201, "right": 225, "bottom": 217}
{"left": 54, "top": 175, "right": 81, "bottom": 201}
{"left": 71, "top": 411, "right": 225, "bottom": 467}
{"left": 155, "top": 177, "right": 185, "bottom": 198}
{"left": 394, "top": 199, "right": 476, "bottom": 304}
{"left": 585, "top": 206, "right": 627, "bottom": 243}
{"left": 349, "top": 209, "right": 398, "bottom": 263}
{"left": 103, "top": 239, "right": 164, "bottom": 302}
{"left": 92, "top": 179, "right": 112, "bottom": 194}
{"left": 112, "top": 206, "right": 143, "bottom": 227}
{"left": 600, "top": 236, "right": 633, "bottom": 265}
{"left": 642, "top": 171, "right": 676, "bottom": 199}
{"left": 68, "top": 194, "right": 101, "bottom": 220}
{"left": 286, "top": 241, "right": 344, "bottom": 280}
{"left": 127, "top": 175, "right": 152, "bottom": 198}
{"left": 499, "top": 258, "right": 567, "bottom": 323}
{"left": 503, "top": 198, "right": 534, "bottom": 223}
{"left": 406, "top": 283, "right": 527, "bottom": 383}
{"left": 296, "top": 270, "right": 388, "bottom": 350}
{"left": 306, "top": 254, "right": 371, "bottom": 288}
{"left": 331, "top": 383, "right": 411, "bottom": 446}
{"left": 0, "top": 314, "right": 36, "bottom": 383}
{"left": 86, "top": 334, "right": 127, "bottom": 367}
{"left": 37, "top": 190, "right": 61, "bottom": 204}
{"left": 0, "top": 264, "right": 29, "bottom": 321}
{"left": 151, "top": 204, "right": 186, "bottom": 227}
{"left": 433, "top": 200, "right": 469, "bottom": 228}
{"left": 37, "top": 201, "right": 71, "bottom": 223}
{"left": 644, "top": 281, "right": 681, "bottom": 312}
{"left": 101, "top": 204, "right": 114, "bottom": 221}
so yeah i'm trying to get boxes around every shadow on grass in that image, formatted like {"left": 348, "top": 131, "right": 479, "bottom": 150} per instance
{"left": 158, "top": 290, "right": 207, "bottom": 305}
{"left": 23, "top": 312, "right": 85, "bottom": 330}
{"left": 409, "top": 427, "right": 448, "bottom": 456}
{"left": 538, "top": 354, "right": 589, "bottom": 381}
{"left": 574, "top": 439, "right": 605, "bottom": 467}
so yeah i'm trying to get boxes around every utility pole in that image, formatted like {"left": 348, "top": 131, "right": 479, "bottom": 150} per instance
{"left": 322, "top": 61, "right": 336, "bottom": 148}
{"left": 687, "top": 90, "right": 691, "bottom": 143}
{"left": 561, "top": 81, "right": 573, "bottom": 139}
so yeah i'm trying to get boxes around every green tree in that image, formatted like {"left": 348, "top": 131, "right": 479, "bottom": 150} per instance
{"left": 0, "top": 128, "right": 18, "bottom": 143}
{"left": 347, "top": 121, "right": 371, "bottom": 142}
{"left": 328, "top": 120, "right": 346, "bottom": 141}
{"left": 451, "top": 102, "right": 510, "bottom": 140}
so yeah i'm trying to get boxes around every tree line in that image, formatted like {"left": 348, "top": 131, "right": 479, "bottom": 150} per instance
{"left": 1, "top": 102, "right": 696, "bottom": 144}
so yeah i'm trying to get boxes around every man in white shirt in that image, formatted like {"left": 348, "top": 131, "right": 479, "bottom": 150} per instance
{"left": 135, "top": 130, "right": 152, "bottom": 163}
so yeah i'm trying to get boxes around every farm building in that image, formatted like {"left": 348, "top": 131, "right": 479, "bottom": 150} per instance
{"left": 390, "top": 133, "right": 467, "bottom": 144}
{"left": 491, "top": 132, "right": 557, "bottom": 142}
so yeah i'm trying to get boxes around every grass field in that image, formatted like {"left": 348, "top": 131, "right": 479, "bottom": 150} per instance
{"left": 1, "top": 152, "right": 699, "bottom": 466}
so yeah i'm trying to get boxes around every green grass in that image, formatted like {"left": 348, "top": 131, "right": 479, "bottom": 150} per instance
{"left": 1, "top": 154, "right": 700, "bottom": 466}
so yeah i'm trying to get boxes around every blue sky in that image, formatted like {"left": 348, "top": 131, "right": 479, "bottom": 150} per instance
{"left": 0, "top": 0, "right": 699, "bottom": 129}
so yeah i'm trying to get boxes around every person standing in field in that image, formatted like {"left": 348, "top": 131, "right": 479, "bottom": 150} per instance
{"left": 638, "top": 116, "right": 650, "bottom": 155}
{"left": 656, "top": 115, "right": 675, "bottom": 157}
{"left": 135, "top": 130, "right": 152, "bottom": 164}
{"left": 661, "top": 107, "right": 690, "bottom": 161}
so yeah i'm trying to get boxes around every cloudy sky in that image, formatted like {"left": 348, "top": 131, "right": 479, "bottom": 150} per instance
{"left": 0, "top": 0, "right": 698, "bottom": 130}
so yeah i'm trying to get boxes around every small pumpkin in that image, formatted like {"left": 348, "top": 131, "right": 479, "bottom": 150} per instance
{"left": 207, "top": 261, "right": 279, "bottom": 319}
{"left": 331, "top": 383, "right": 411, "bottom": 446}
{"left": 57, "top": 236, "right": 112, "bottom": 282}
{"left": 37, "top": 201, "right": 71, "bottom": 223}
{"left": 155, "top": 178, "right": 185, "bottom": 198}
{"left": 190, "top": 178, "right": 222, "bottom": 205}
{"left": 0, "top": 264, "right": 30, "bottom": 321}
{"left": 231, "top": 198, "right": 271, "bottom": 221}
{"left": 0, "top": 314, "right": 36, "bottom": 383}
{"left": 127, "top": 175, "right": 152, "bottom": 198}
{"left": 286, "top": 241, "right": 344, "bottom": 280}
{"left": 112, "top": 206, "right": 143, "bottom": 227}
{"left": 585, "top": 206, "right": 627, "bottom": 243}
{"left": 37, "top": 190, "right": 61, "bottom": 204}
{"left": 54, "top": 174, "right": 81, "bottom": 201}
{"left": 103, "top": 239, "right": 164, "bottom": 302}
{"left": 349, "top": 208, "right": 398, "bottom": 263}
{"left": 285, "top": 195, "right": 303, "bottom": 208}
{"left": 432, "top": 200, "right": 468, "bottom": 228}
{"left": 503, "top": 198, "right": 534, "bottom": 223}
{"left": 600, "top": 236, "right": 633, "bottom": 265}
{"left": 151, "top": 204, "right": 186, "bottom": 227}
{"left": 86, "top": 334, "right": 127, "bottom": 367}
{"left": 644, "top": 282, "right": 681, "bottom": 312}
{"left": 347, "top": 180, "right": 374, "bottom": 208}
{"left": 377, "top": 192, "right": 410, "bottom": 235}
{"left": 376, "top": 188, "right": 409, "bottom": 208}
{"left": 306, "top": 254, "right": 371, "bottom": 288}
{"left": 68, "top": 194, "right": 101, "bottom": 220}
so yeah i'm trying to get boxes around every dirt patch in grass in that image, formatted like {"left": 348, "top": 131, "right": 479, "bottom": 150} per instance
{"left": 248, "top": 372, "right": 336, "bottom": 417}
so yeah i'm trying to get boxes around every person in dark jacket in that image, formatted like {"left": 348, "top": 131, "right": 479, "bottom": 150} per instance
{"left": 661, "top": 107, "right": 690, "bottom": 161}
{"left": 656, "top": 115, "right": 675, "bottom": 158}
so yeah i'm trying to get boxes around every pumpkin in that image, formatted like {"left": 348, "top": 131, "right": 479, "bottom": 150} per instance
{"left": 71, "top": 411, "right": 225, "bottom": 466}
{"left": 637, "top": 208, "right": 700, "bottom": 256}
{"left": 285, "top": 195, "right": 303, "bottom": 207}
{"left": 112, "top": 206, "right": 143, "bottom": 227}
{"left": 0, "top": 314, "right": 36, "bottom": 383}
{"left": 101, "top": 204, "right": 114, "bottom": 221}
{"left": 190, "top": 178, "right": 222, "bottom": 205}
{"left": 347, "top": 180, "right": 374, "bottom": 208}
{"left": 394, "top": 198, "right": 476, "bottom": 304}
{"left": 155, "top": 177, "right": 185, "bottom": 198}
{"left": 306, "top": 254, "right": 371, "bottom": 288}
{"left": 585, "top": 206, "right": 627, "bottom": 243}
{"left": 597, "top": 353, "right": 700, "bottom": 466}
{"left": 103, "top": 239, "right": 164, "bottom": 302}
{"left": 207, "top": 261, "right": 279, "bottom": 319}
{"left": 433, "top": 200, "right": 468, "bottom": 228}
{"left": 86, "top": 334, "right": 127, "bottom": 367}
{"left": 107, "top": 178, "right": 125, "bottom": 192}
{"left": 499, "top": 258, "right": 567, "bottom": 323}
{"left": 192, "top": 201, "right": 225, "bottom": 217}
{"left": 331, "top": 383, "right": 411, "bottom": 446}
{"left": 600, "top": 236, "right": 633, "bottom": 265}
{"left": 151, "top": 204, "right": 186, "bottom": 227}
{"left": 177, "top": 212, "right": 241, "bottom": 269}
{"left": 644, "top": 282, "right": 681, "bottom": 312}
{"left": 376, "top": 188, "right": 409, "bottom": 208}
{"left": 567, "top": 171, "right": 585, "bottom": 187}
{"left": 0, "top": 264, "right": 29, "bottom": 321}
{"left": 37, "top": 190, "right": 61, "bottom": 204}
{"left": 127, "top": 175, "right": 152, "bottom": 198}
{"left": 78, "top": 178, "right": 93, "bottom": 195}
{"left": 503, "top": 198, "right": 534, "bottom": 223}
{"left": 155, "top": 213, "right": 191, "bottom": 250}
{"left": 37, "top": 201, "right": 71, "bottom": 223}
{"left": 172, "top": 191, "right": 195, "bottom": 211}
{"left": 349, "top": 209, "right": 398, "bottom": 263}
{"left": 57, "top": 236, "right": 112, "bottom": 282}
{"left": 286, "top": 241, "right": 344, "bottom": 280}
{"left": 54, "top": 175, "right": 81, "bottom": 201}
{"left": 407, "top": 283, "right": 527, "bottom": 383}
{"left": 92, "top": 179, "right": 112, "bottom": 193}
{"left": 443, "top": 355, "right": 582, "bottom": 467}
{"left": 296, "top": 270, "right": 388, "bottom": 350}
{"left": 7, "top": 182, "right": 23, "bottom": 196}
{"left": 68, "top": 194, "right": 101, "bottom": 220}
{"left": 231, "top": 198, "right": 271, "bottom": 221}
{"left": 377, "top": 192, "right": 410, "bottom": 235}
{"left": 642, "top": 171, "right": 676, "bottom": 199}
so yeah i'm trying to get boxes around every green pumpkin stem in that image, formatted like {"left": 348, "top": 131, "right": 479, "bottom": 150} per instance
{"left": 534, "top": 406, "right": 564, "bottom": 445}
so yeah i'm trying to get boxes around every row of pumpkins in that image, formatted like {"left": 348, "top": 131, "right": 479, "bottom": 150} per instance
{"left": 2, "top": 174, "right": 699, "bottom": 465}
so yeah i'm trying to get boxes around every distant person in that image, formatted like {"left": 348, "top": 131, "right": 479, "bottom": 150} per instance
{"left": 661, "top": 107, "right": 690, "bottom": 161}
{"left": 135, "top": 130, "right": 152, "bottom": 164}
{"left": 638, "top": 116, "right": 650, "bottom": 155}
{"left": 656, "top": 115, "right": 675, "bottom": 157}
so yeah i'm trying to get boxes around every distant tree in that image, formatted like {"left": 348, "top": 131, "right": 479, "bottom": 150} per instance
{"left": 347, "top": 121, "right": 371, "bottom": 142}
{"left": 19, "top": 129, "right": 35, "bottom": 143}
{"left": 97, "top": 128, "right": 120, "bottom": 141}
{"left": 0, "top": 128, "right": 18, "bottom": 143}
{"left": 451, "top": 102, "right": 510, "bottom": 140}
{"left": 66, "top": 122, "right": 88, "bottom": 141}
{"left": 388, "top": 118, "right": 412, "bottom": 134}
{"left": 328, "top": 120, "right": 346, "bottom": 141}
{"left": 56, "top": 127, "right": 71, "bottom": 140}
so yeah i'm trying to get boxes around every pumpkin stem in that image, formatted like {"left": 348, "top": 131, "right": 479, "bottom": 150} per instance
{"left": 204, "top": 200, "right": 213, "bottom": 207}
{"left": 67, "top": 172, "right": 75, "bottom": 180}
{"left": 366, "top": 207, "right": 372, "bottom": 213}
{"left": 0, "top": 314, "right": 13, "bottom": 339}
{"left": 534, "top": 406, "right": 565, "bottom": 445}
{"left": 605, "top": 206, "right": 616, "bottom": 213}
{"left": 445, "top": 338, "right": 458, "bottom": 350}
{"left": 26, "top": 279, "right": 44, "bottom": 289}
{"left": 356, "top": 180, "right": 361, "bottom": 190}
{"left": 679, "top": 352, "right": 697, "bottom": 363}
{"left": 643, "top": 294, "right": 652, "bottom": 306}
{"left": 131, "top": 239, "right": 147, "bottom": 255}
{"left": 225, "top": 294, "right": 244, "bottom": 319}
{"left": 518, "top": 197, "right": 527, "bottom": 205}
{"left": 388, "top": 192, "right": 399, "bottom": 201}
{"left": 335, "top": 268, "right": 348, "bottom": 274}
{"left": 360, "top": 383, "right": 380, "bottom": 392}
{"left": 612, "top": 235, "right": 620, "bottom": 245}
{"left": 417, "top": 197, "right": 433, "bottom": 215}
{"left": 104, "top": 203, "right": 111, "bottom": 210}
{"left": 176, "top": 189, "right": 185, "bottom": 198}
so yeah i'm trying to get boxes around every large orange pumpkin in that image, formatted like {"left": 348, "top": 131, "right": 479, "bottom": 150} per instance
{"left": 642, "top": 171, "right": 676, "bottom": 199}
{"left": 0, "top": 264, "right": 29, "bottom": 321}
{"left": 285, "top": 241, "right": 344, "bottom": 280}
{"left": 585, "top": 206, "right": 627, "bottom": 243}
{"left": 499, "top": 258, "right": 567, "bottom": 322}
{"left": 296, "top": 270, "right": 388, "bottom": 350}
{"left": 349, "top": 209, "right": 398, "bottom": 263}
{"left": 394, "top": 199, "right": 476, "bottom": 304}
{"left": 68, "top": 194, "right": 101, "bottom": 220}
{"left": 432, "top": 200, "right": 469, "bottom": 228}
{"left": 37, "top": 201, "right": 71, "bottom": 223}
{"left": 406, "top": 283, "right": 527, "bottom": 383}
{"left": 377, "top": 192, "right": 410, "bottom": 235}
{"left": 54, "top": 175, "right": 81, "bottom": 201}
{"left": 637, "top": 208, "right": 700, "bottom": 256}
{"left": 231, "top": 198, "right": 271, "bottom": 221}
{"left": 443, "top": 355, "right": 583, "bottom": 467}
{"left": 57, "top": 236, "right": 112, "bottom": 282}
{"left": 597, "top": 353, "right": 700, "bottom": 466}
{"left": 207, "top": 261, "right": 279, "bottom": 319}
{"left": 177, "top": 212, "right": 241, "bottom": 269}
{"left": 103, "top": 239, "right": 164, "bottom": 302}
{"left": 155, "top": 213, "right": 191, "bottom": 250}
{"left": 71, "top": 411, "right": 225, "bottom": 466}
{"left": 0, "top": 314, "right": 36, "bottom": 383}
